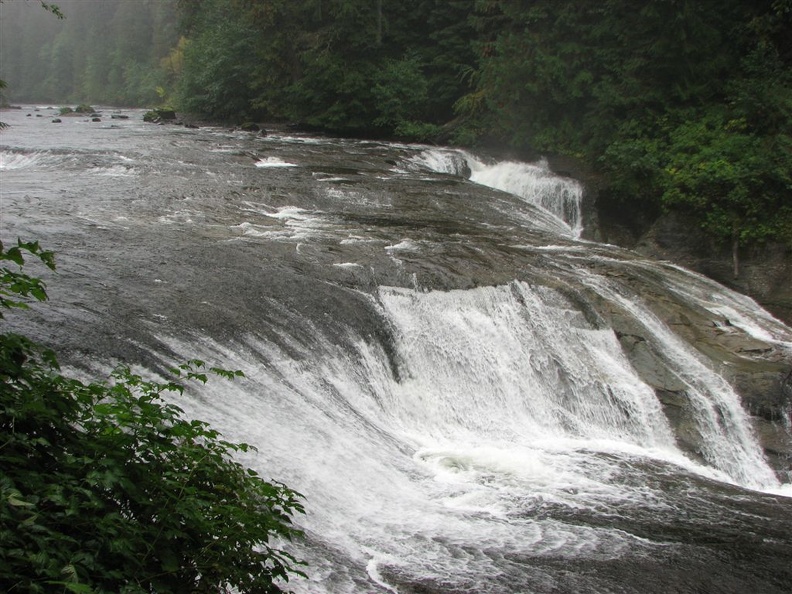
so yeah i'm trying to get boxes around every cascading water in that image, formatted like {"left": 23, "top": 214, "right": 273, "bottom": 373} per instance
{"left": 576, "top": 271, "right": 781, "bottom": 489}
{"left": 2, "top": 107, "right": 791, "bottom": 593}
{"left": 377, "top": 282, "right": 675, "bottom": 447}
{"left": 409, "top": 149, "right": 584, "bottom": 237}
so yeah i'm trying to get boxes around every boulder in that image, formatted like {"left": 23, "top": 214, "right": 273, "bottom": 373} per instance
{"left": 143, "top": 109, "right": 177, "bottom": 123}
{"left": 239, "top": 122, "right": 260, "bottom": 132}
{"left": 156, "top": 109, "right": 176, "bottom": 120}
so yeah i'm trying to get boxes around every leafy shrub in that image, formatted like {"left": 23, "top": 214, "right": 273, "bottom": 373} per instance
{"left": 0, "top": 240, "right": 306, "bottom": 593}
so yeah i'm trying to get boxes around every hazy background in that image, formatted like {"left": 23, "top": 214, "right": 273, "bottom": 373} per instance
{"left": 0, "top": 0, "right": 178, "bottom": 106}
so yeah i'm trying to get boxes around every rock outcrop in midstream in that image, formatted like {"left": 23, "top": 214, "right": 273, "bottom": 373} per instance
{"left": 544, "top": 153, "right": 792, "bottom": 480}
{"left": 624, "top": 305, "right": 790, "bottom": 479}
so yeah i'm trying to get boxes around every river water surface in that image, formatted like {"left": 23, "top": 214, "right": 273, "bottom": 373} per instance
{"left": 1, "top": 107, "right": 791, "bottom": 593}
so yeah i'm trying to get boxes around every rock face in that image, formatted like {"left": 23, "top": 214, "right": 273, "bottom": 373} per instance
{"left": 566, "top": 169, "right": 792, "bottom": 480}
{"left": 534, "top": 152, "right": 791, "bottom": 479}
{"left": 584, "top": 266, "right": 789, "bottom": 478}
{"left": 589, "top": 199, "right": 792, "bottom": 327}
{"left": 634, "top": 213, "right": 792, "bottom": 327}
{"left": 618, "top": 301, "right": 790, "bottom": 479}
{"left": 476, "top": 152, "right": 790, "bottom": 477}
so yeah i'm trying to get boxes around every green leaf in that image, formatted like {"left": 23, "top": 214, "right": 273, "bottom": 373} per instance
{"left": 0, "top": 245, "right": 307, "bottom": 591}
{"left": 7, "top": 495, "right": 35, "bottom": 508}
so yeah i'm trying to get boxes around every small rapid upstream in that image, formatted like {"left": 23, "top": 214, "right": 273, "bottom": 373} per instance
{"left": 2, "top": 107, "right": 791, "bottom": 593}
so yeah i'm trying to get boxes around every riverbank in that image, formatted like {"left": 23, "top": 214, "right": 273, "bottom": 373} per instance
{"left": 523, "top": 148, "right": 792, "bottom": 328}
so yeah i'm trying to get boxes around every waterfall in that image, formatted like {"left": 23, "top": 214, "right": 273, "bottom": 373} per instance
{"left": 577, "top": 272, "right": 781, "bottom": 490}
{"left": 376, "top": 282, "right": 675, "bottom": 447}
{"left": 409, "top": 149, "right": 584, "bottom": 237}
{"left": 4, "top": 106, "right": 790, "bottom": 593}
{"left": 159, "top": 274, "right": 785, "bottom": 592}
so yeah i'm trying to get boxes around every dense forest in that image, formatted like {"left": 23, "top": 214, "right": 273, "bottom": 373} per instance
{"left": 1, "top": 0, "right": 791, "bottom": 253}
{"left": 0, "top": 0, "right": 179, "bottom": 106}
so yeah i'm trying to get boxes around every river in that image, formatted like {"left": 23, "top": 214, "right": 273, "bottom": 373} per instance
{"left": 1, "top": 107, "right": 791, "bottom": 593}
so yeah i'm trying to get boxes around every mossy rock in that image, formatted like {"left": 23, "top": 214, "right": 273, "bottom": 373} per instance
{"left": 239, "top": 122, "right": 260, "bottom": 132}
{"left": 143, "top": 108, "right": 177, "bottom": 123}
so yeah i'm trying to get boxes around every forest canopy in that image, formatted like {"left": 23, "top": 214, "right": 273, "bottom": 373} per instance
{"left": 1, "top": 0, "right": 790, "bottom": 249}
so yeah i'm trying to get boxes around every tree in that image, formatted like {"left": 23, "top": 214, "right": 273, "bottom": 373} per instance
{"left": 174, "top": 0, "right": 477, "bottom": 136}
{"left": 175, "top": 0, "right": 261, "bottom": 121}
{"left": 0, "top": 0, "right": 62, "bottom": 125}
{"left": 0, "top": 239, "right": 306, "bottom": 593}
{"left": 0, "top": 1, "right": 178, "bottom": 106}
{"left": 463, "top": 0, "right": 792, "bottom": 256}
{"left": 658, "top": 112, "right": 787, "bottom": 277}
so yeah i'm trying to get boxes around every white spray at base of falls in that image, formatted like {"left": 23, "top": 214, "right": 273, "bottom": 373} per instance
{"left": 374, "top": 281, "right": 780, "bottom": 492}
{"left": 165, "top": 277, "right": 783, "bottom": 517}
{"left": 156, "top": 276, "right": 784, "bottom": 592}
{"left": 410, "top": 149, "right": 584, "bottom": 237}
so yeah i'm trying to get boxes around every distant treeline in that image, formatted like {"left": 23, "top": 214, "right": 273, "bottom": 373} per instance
{"left": 1, "top": 0, "right": 790, "bottom": 250}
{"left": 0, "top": 0, "right": 179, "bottom": 106}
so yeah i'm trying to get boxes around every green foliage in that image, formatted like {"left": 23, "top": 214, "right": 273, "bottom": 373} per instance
{"left": 468, "top": 0, "right": 792, "bottom": 248}
{"left": 0, "top": 239, "right": 55, "bottom": 314}
{"left": 372, "top": 55, "right": 430, "bottom": 129}
{"left": 176, "top": 0, "right": 261, "bottom": 121}
{"left": 0, "top": 0, "right": 179, "bottom": 106}
{"left": 392, "top": 120, "right": 442, "bottom": 143}
{"left": 38, "top": 1, "right": 64, "bottom": 19}
{"left": 0, "top": 240, "right": 306, "bottom": 593}
{"left": 175, "top": 0, "right": 477, "bottom": 136}
{"left": 660, "top": 111, "right": 792, "bottom": 244}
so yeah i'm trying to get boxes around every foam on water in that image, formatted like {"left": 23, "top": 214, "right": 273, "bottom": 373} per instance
{"left": 256, "top": 156, "right": 298, "bottom": 168}
{"left": 0, "top": 150, "right": 42, "bottom": 169}
{"left": 149, "top": 326, "right": 677, "bottom": 593}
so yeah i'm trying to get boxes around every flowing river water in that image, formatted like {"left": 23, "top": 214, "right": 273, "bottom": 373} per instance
{"left": 2, "top": 107, "right": 791, "bottom": 593}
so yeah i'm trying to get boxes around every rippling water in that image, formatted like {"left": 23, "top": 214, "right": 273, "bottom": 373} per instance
{"left": 2, "top": 106, "right": 791, "bottom": 593}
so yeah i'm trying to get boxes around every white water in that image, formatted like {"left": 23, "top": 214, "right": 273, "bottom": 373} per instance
{"left": 578, "top": 272, "right": 781, "bottom": 490}
{"left": 3, "top": 109, "right": 790, "bottom": 591}
{"left": 0, "top": 148, "right": 64, "bottom": 170}
{"left": 377, "top": 283, "right": 673, "bottom": 446}
{"left": 256, "top": 156, "right": 299, "bottom": 168}
{"left": 159, "top": 273, "right": 786, "bottom": 592}
{"left": 410, "top": 149, "right": 584, "bottom": 237}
